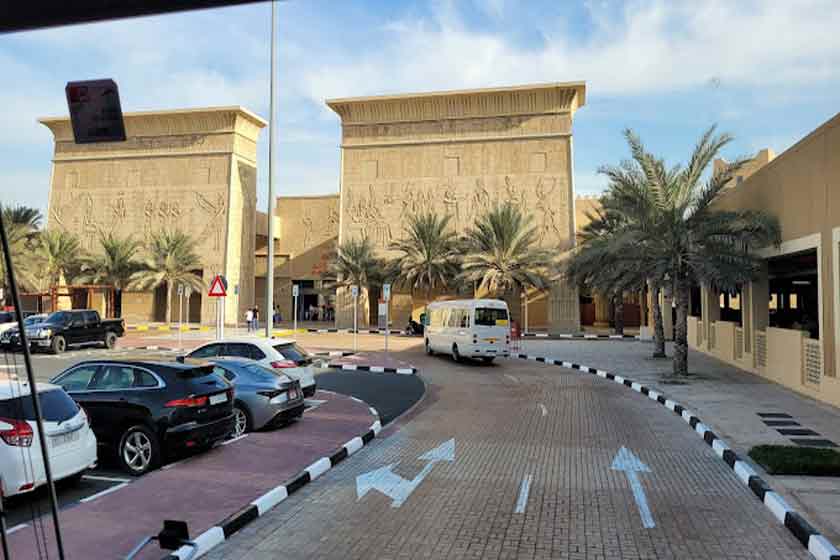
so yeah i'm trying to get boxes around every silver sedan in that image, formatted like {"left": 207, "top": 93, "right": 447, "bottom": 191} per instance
{"left": 208, "top": 357, "right": 305, "bottom": 438}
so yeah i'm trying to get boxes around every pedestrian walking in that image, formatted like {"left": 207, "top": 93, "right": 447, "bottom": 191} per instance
{"left": 245, "top": 308, "right": 254, "bottom": 333}
{"left": 253, "top": 306, "right": 260, "bottom": 331}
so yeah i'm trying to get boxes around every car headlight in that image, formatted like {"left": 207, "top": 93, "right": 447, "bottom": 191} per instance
{"left": 37, "top": 328, "right": 52, "bottom": 337}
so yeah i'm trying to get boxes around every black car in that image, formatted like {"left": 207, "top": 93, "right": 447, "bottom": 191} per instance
{"left": 50, "top": 359, "right": 235, "bottom": 475}
{"left": 27, "top": 309, "right": 125, "bottom": 354}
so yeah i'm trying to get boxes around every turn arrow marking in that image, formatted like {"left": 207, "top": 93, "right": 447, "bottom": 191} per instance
{"left": 356, "top": 439, "right": 455, "bottom": 508}
{"left": 611, "top": 446, "right": 655, "bottom": 528}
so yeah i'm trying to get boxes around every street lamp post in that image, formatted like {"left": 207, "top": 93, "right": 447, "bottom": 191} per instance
{"left": 264, "top": 0, "right": 279, "bottom": 337}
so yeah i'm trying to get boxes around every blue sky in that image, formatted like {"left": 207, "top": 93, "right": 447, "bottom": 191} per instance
{"left": 2, "top": 0, "right": 839, "bottom": 215}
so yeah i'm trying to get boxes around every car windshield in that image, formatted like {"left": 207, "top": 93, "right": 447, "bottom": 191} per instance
{"left": 24, "top": 315, "right": 45, "bottom": 326}
{"left": 0, "top": 388, "right": 79, "bottom": 422}
{"left": 44, "top": 311, "right": 71, "bottom": 324}
{"left": 474, "top": 308, "right": 509, "bottom": 326}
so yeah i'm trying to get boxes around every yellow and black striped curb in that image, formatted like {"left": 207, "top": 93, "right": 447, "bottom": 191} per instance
{"left": 126, "top": 325, "right": 211, "bottom": 333}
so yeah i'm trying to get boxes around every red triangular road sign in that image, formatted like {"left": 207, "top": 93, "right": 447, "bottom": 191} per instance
{"left": 208, "top": 275, "right": 227, "bottom": 297}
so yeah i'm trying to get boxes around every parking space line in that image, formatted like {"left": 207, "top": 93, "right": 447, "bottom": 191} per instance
{"left": 161, "top": 457, "right": 190, "bottom": 471}
{"left": 538, "top": 403, "right": 547, "bottom": 417}
{"left": 7, "top": 523, "right": 28, "bottom": 534}
{"left": 79, "top": 482, "right": 129, "bottom": 503}
{"left": 504, "top": 374, "right": 519, "bottom": 383}
{"left": 514, "top": 475, "right": 532, "bottom": 513}
{"left": 220, "top": 434, "right": 249, "bottom": 446}
{"left": 82, "top": 474, "right": 131, "bottom": 483}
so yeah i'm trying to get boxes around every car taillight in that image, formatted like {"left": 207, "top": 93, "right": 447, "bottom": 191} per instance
{"left": 0, "top": 417, "right": 33, "bottom": 447}
{"left": 164, "top": 395, "right": 209, "bottom": 408}
{"left": 270, "top": 360, "right": 297, "bottom": 369}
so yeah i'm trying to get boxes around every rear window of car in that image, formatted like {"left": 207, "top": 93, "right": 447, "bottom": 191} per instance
{"left": 474, "top": 307, "right": 509, "bottom": 326}
{"left": 273, "top": 343, "right": 310, "bottom": 362}
{"left": 0, "top": 389, "right": 79, "bottom": 422}
{"left": 241, "top": 363, "right": 283, "bottom": 382}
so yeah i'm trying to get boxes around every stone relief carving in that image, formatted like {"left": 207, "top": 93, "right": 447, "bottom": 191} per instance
{"left": 195, "top": 192, "right": 227, "bottom": 252}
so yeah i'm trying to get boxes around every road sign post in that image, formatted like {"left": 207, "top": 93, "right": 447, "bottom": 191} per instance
{"left": 208, "top": 275, "right": 227, "bottom": 341}
{"left": 292, "top": 284, "right": 299, "bottom": 332}
{"left": 351, "top": 285, "right": 359, "bottom": 352}
{"left": 177, "top": 284, "right": 184, "bottom": 349}
{"left": 382, "top": 283, "right": 391, "bottom": 353}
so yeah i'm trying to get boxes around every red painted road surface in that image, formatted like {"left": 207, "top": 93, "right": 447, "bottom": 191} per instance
{"left": 7, "top": 390, "right": 375, "bottom": 559}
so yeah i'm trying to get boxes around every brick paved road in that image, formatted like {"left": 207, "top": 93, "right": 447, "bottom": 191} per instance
{"left": 206, "top": 346, "right": 808, "bottom": 560}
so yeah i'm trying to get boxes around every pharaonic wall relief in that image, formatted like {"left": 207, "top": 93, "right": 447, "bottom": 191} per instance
{"left": 47, "top": 155, "right": 232, "bottom": 273}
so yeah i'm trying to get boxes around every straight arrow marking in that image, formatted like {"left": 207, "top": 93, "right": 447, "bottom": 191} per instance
{"left": 611, "top": 446, "right": 655, "bottom": 529}
{"left": 514, "top": 474, "right": 532, "bottom": 513}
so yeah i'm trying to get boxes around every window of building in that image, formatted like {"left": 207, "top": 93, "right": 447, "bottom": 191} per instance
{"left": 768, "top": 249, "right": 819, "bottom": 338}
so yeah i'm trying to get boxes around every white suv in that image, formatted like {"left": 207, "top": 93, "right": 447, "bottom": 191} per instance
{"left": 1, "top": 376, "right": 97, "bottom": 499}
{"left": 186, "top": 338, "right": 317, "bottom": 397}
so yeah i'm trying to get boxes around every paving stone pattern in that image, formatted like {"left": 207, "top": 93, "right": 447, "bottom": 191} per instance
{"left": 206, "top": 350, "right": 807, "bottom": 560}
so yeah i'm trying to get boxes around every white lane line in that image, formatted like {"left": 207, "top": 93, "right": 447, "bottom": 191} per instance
{"left": 161, "top": 457, "right": 190, "bottom": 470}
{"left": 7, "top": 523, "right": 28, "bottom": 534}
{"left": 538, "top": 403, "right": 547, "bottom": 417}
{"left": 514, "top": 475, "right": 532, "bottom": 513}
{"left": 220, "top": 434, "right": 249, "bottom": 446}
{"left": 504, "top": 374, "right": 519, "bottom": 384}
{"left": 82, "top": 474, "right": 130, "bottom": 483}
{"left": 79, "top": 482, "right": 128, "bottom": 503}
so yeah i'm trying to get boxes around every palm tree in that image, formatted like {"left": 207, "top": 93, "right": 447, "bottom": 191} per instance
{"left": 609, "top": 126, "right": 781, "bottom": 376}
{"left": 0, "top": 205, "right": 42, "bottom": 301}
{"left": 36, "top": 229, "right": 83, "bottom": 287}
{"left": 77, "top": 233, "right": 143, "bottom": 317}
{"left": 389, "top": 211, "right": 460, "bottom": 317}
{"left": 328, "top": 236, "right": 384, "bottom": 327}
{"left": 3, "top": 205, "right": 42, "bottom": 233}
{"left": 130, "top": 230, "right": 204, "bottom": 324}
{"left": 459, "top": 203, "right": 554, "bottom": 306}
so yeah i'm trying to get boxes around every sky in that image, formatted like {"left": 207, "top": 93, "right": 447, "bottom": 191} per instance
{"left": 1, "top": 0, "right": 839, "bottom": 215}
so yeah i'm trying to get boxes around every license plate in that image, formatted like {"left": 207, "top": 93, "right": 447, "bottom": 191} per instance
{"left": 209, "top": 393, "right": 228, "bottom": 405}
{"left": 51, "top": 430, "right": 80, "bottom": 448}
{"left": 486, "top": 338, "right": 496, "bottom": 343}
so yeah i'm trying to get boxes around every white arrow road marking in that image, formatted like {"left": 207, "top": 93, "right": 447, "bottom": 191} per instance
{"left": 356, "top": 438, "right": 455, "bottom": 508}
{"left": 504, "top": 374, "right": 519, "bottom": 384}
{"left": 611, "top": 446, "right": 655, "bottom": 528}
{"left": 538, "top": 404, "right": 547, "bottom": 417}
{"left": 514, "top": 474, "right": 532, "bottom": 513}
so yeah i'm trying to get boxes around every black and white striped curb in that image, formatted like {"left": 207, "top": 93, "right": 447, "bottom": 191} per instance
{"left": 162, "top": 415, "right": 383, "bottom": 559}
{"left": 120, "top": 345, "right": 178, "bottom": 352}
{"left": 312, "top": 351, "right": 356, "bottom": 358}
{"left": 509, "top": 352, "right": 840, "bottom": 560}
{"left": 327, "top": 363, "right": 417, "bottom": 375}
{"left": 521, "top": 332, "right": 639, "bottom": 340}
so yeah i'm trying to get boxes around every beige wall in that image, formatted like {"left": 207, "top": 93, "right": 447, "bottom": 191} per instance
{"left": 41, "top": 107, "right": 266, "bottom": 325}
{"left": 693, "top": 112, "right": 840, "bottom": 407}
{"left": 328, "top": 82, "right": 586, "bottom": 331}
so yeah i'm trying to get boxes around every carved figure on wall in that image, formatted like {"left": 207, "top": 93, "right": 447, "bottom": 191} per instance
{"left": 534, "top": 177, "right": 558, "bottom": 245}
{"left": 109, "top": 191, "right": 127, "bottom": 232}
{"left": 442, "top": 180, "right": 462, "bottom": 228}
{"left": 195, "top": 191, "right": 226, "bottom": 252}
{"left": 327, "top": 207, "right": 340, "bottom": 233}
{"left": 503, "top": 176, "right": 526, "bottom": 210}
{"left": 81, "top": 194, "right": 100, "bottom": 250}
{"left": 50, "top": 193, "right": 67, "bottom": 230}
{"left": 301, "top": 210, "right": 314, "bottom": 249}
{"left": 143, "top": 200, "right": 155, "bottom": 238}
{"left": 467, "top": 178, "right": 491, "bottom": 224}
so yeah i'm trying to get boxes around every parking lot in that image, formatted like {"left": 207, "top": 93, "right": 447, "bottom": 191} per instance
{"left": 1, "top": 335, "right": 425, "bottom": 558}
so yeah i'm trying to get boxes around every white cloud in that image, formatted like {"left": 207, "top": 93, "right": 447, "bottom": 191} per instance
{"left": 301, "top": 0, "right": 840, "bottom": 102}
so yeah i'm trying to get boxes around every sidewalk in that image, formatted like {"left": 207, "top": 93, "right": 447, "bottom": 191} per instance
{"left": 520, "top": 337, "right": 840, "bottom": 544}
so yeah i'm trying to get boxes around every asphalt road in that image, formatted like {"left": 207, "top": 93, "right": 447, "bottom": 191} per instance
{"left": 205, "top": 346, "right": 810, "bottom": 560}
{"left": 316, "top": 370, "right": 425, "bottom": 425}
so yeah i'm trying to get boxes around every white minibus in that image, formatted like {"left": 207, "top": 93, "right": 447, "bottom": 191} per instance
{"left": 424, "top": 299, "right": 511, "bottom": 363}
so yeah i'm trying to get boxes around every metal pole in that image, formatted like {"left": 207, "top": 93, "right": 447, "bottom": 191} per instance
{"left": 178, "top": 289, "right": 183, "bottom": 350}
{"left": 220, "top": 297, "right": 225, "bottom": 340}
{"left": 524, "top": 290, "right": 529, "bottom": 335}
{"left": 353, "top": 292, "right": 358, "bottom": 352}
{"left": 264, "top": 0, "right": 279, "bottom": 337}
{"left": 0, "top": 476, "right": 10, "bottom": 560}
{"left": 293, "top": 293, "right": 298, "bottom": 332}
{"left": 0, "top": 210, "right": 66, "bottom": 559}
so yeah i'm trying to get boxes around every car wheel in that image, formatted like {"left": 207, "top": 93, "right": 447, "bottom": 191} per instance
{"left": 231, "top": 404, "right": 251, "bottom": 438}
{"left": 118, "top": 425, "right": 160, "bottom": 476}
{"left": 425, "top": 339, "right": 434, "bottom": 355}
{"left": 481, "top": 357, "right": 495, "bottom": 364}
{"left": 452, "top": 344, "right": 461, "bottom": 363}
{"left": 50, "top": 335, "right": 66, "bottom": 355}
{"left": 104, "top": 332, "right": 117, "bottom": 349}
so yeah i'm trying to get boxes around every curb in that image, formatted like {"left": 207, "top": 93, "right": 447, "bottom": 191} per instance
{"left": 265, "top": 328, "right": 410, "bottom": 336}
{"left": 312, "top": 351, "right": 356, "bottom": 358}
{"left": 326, "top": 363, "right": 417, "bottom": 375}
{"left": 162, "top": 414, "right": 383, "bottom": 559}
{"left": 509, "top": 352, "right": 840, "bottom": 560}
{"left": 127, "top": 325, "right": 211, "bottom": 333}
{"left": 521, "top": 333, "right": 640, "bottom": 340}
{"left": 119, "top": 346, "right": 178, "bottom": 352}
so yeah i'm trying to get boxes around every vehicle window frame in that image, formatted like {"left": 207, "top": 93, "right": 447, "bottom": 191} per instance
{"left": 188, "top": 343, "right": 222, "bottom": 359}
{"left": 90, "top": 365, "right": 137, "bottom": 391}
{"left": 52, "top": 363, "right": 100, "bottom": 392}
{"left": 54, "top": 363, "right": 164, "bottom": 392}
{"left": 133, "top": 368, "right": 162, "bottom": 388}
{"left": 212, "top": 364, "right": 237, "bottom": 382}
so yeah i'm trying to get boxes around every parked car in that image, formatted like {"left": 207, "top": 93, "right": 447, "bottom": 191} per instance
{"left": 185, "top": 338, "right": 317, "bottom": 397}
{"left": 27, "top": 309, "right": 125, "bottom": 354}
{"left": 50, "top": 360, "right": 234, "bottom": 475}
{"left": 208, "top": 357, "right": 305, "bottom": 438}
{"left": 0, "top": 311, "right": 17, "bottom": 335}
{"left": 0, "top": 375, "right": 97, "bottom": 499}
{"left": 0, "top": 313, "right": 47, "bottom": 350}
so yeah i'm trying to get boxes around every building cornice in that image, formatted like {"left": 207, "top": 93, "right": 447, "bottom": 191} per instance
{"left": 326, "top": 82, "right": 586, "bottom": 125}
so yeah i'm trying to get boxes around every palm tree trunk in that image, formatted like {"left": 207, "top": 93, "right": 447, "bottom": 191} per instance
{"left": 650, "top": 280, "right": 666, "bottom": 358}
{"left": 165, "top": 281, "right": 173, "bottom": 324}
{"left": 613, "top": 294, "right": 624, "bottom": 335}
{"left": 673, "top": 277, "right": 690, "bottom": 376}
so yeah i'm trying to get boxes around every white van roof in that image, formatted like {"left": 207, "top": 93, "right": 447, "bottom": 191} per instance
{"left": 427, "top": 299, "right": 509, "bottom": 309}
